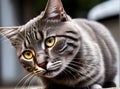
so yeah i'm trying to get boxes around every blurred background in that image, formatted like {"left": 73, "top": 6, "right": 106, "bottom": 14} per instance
{"left": 0, "top": 0, "right": 119, "bottom": 88}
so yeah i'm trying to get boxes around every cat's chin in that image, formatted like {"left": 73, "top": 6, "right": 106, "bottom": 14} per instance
{"left": 44, "top": 72, "right": 55, "bottom": 78}
{"left": 43, "top": 70, "right": 61, "bottom": 78}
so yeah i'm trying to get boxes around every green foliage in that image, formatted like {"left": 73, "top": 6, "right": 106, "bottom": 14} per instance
{"left": 77, "top": 0, "right": 107, "bottom": 10}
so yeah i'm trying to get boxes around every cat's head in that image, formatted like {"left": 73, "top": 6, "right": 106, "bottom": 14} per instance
{"left": 0, "top": 0, "right": 81, "bottom": 78}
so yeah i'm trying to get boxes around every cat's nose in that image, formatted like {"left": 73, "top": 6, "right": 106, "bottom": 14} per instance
{"left": 38, "top": 61, "right": 48, "bottom": 69}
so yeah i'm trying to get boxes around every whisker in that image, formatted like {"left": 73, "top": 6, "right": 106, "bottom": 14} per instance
{"left": 71, "top": 60, "right": 99, "bottom": 71}
{"left": 67, "top": 64, "right": 96, "bottom": 82}
{"left": 68, "top": 65, "right": 86, "bottom": 80}
{"left": 62, "top": 64, "right": 78, "bottom": 80}
{"left": 62, "top": 70, "right": 71, "bottom": 81}
{"left": 67, "top": 65, "right": 82, "bottom": 75}
{"left": 14, "top": 73, "right": 32, "bottom": 89}
{"left": 71, "top": 60, "right": 99, "bottom": 68}
{"left": 71, "top": 60, "right": 84, "bottom": 65}
{"left": 65, "top": 67, "right": 76, "bottom": 80}
{"left": 77, "top": 66, "right": 96, "bottom": 82}
{"left": 21, "top": 74, "right": 34, "bottom": 89}
{"left": 27, "top": 75, "right": 36, "bottom": 89}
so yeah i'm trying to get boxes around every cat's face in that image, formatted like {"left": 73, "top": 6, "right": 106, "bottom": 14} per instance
{"left": 18, "top": 22, "right": 80, "bottom": 78}
{"left": 0, "top": 0, "right": 80, "bottom": 78}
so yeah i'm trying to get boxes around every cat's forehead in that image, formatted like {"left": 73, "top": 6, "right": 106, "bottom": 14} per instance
{"left": 20, "top": 0, "right": 74, "bottom": 36}
{"left": 23, "top": 17, "right": 69, "bottom": 32}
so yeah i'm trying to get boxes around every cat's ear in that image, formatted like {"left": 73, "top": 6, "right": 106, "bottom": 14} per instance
{"left": 0, "top": 27, "right": 21, "bottom": 48}
{"left": 42, "top": 0, "right": 68, "bottom": 22}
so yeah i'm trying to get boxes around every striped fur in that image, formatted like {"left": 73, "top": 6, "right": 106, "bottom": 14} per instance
{"left": 0, "top": 0, "right": 119, "bottom": 89}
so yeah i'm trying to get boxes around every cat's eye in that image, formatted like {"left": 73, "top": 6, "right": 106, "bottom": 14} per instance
{"left": 45, "top": 37, "right": 55, "bottom": 47}
{"left": 23, "top": 50, "right": 34, "bottom": 59}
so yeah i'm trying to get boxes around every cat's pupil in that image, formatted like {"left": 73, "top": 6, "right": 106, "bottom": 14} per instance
{"left": 24, "top": 50, "right": 31, "bottom": 55}
{"left": 48, "top": 39, "right": 52, "bottom": 43}
{"left": 26, "top": 52, "right": 30, "bottom": 55}
{"left": 47, "top": 37, "right": 54, "bottom": 43}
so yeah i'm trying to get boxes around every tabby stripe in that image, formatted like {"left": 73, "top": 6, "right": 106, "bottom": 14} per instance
{"left": 67, "top": 42, "right": 77, "bottom": 48}
{"left": 34, "top": 31, "right": 39, "bottom": 40}
{"left": 32, "top": 31, "right": 37, "bottom": 40}
{"left": 39, "top": 31, "right": 43, "bottom": 39}
{"left": 65, "top": 31, "right": 77, "bottom": 34}
{"left": 24, "top": 34, "right": 31, "bottom": 48}
{"left": 26, "top": 35, "right": 31, "bottom": 44}
{"left": 24, "top": 41, "right": 28, "bottom": 48}
{"left": 32, "top": 30, "right": 42, "bottom": 40}
{"left": 83, "top": 66, "right": 101, "bottom": 84}
{"left": 56, "top": 35, "right": 79, "bottom": 41}
{"left": 59, "top": 45, "right": 68, "bottom": 53}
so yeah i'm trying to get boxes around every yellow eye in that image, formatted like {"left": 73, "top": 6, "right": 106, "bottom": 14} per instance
{"left": 45, "top": 37, "right": 55, "bottom": 47}
{"left": 23, "top": 50, "right": 34, "bottom": 59}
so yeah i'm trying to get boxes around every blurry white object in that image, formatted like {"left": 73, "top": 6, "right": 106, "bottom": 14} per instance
{"left": 88, "top": 0, "right": 120, "bottom": 20}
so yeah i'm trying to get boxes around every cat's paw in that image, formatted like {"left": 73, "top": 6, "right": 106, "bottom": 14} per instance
{"left": 91, "top": 84, "right": 102, "bottom": 89}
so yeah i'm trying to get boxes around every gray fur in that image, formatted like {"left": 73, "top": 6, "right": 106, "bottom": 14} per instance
{"left": 0, "top": 0, "right": 118, "bottom": 89}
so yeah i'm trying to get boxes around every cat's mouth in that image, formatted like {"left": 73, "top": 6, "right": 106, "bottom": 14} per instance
{"left": 43, "top": 67, "right": 61, "bottom": 78}
{"left": 34, "top": 61, "right": 63, "bottom": 78}
{"left": 44, "top": 61, "right": 62, "bottom": 78}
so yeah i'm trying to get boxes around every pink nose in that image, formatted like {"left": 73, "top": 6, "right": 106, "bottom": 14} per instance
{"left": 38, "top": 62, "right": 47, "bottom": 69}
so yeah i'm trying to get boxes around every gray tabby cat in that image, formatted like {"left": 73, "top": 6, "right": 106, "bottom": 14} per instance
{"left": 0, "top": 0, "right": 119, "bottom": 89}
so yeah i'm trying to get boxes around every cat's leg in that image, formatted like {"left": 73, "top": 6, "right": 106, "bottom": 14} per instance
{"left": 91, "top": 84, "right": 102, "bottom": 89}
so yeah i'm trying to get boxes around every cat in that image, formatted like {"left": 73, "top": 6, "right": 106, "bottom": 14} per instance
{"left": 0, "top": 0, "right": 119, "bottom": 89}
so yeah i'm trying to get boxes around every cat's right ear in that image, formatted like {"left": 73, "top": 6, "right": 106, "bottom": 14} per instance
{"left": 0, "top": 27, "right": 22, "bottom": 49}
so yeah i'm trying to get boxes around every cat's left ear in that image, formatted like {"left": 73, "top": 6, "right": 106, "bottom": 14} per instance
{"left": 42, "top": 0, "right": 69, "bottom": 22}
{"left": 0, "top": 27, "right": 21, "bottom": 48}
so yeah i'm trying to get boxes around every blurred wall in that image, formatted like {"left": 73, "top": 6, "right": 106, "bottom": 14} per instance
{"left": 0, "top": 0, "right": 24, "bottom": 87}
